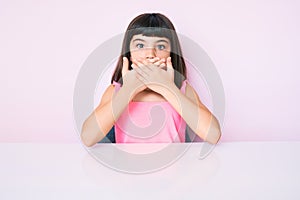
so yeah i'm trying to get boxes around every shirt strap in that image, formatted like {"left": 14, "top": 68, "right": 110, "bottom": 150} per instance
{"left": 180, "top": 79, "right": 188, "bottom": 94}
{"left": 112, "top": 81, "right": 121, "bottom": 93}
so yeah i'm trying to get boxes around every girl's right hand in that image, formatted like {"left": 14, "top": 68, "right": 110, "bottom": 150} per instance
{"left": 121, "top": 57, "right": 147, "bottom": 97}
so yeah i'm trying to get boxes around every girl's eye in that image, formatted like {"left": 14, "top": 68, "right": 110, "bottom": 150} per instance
{"left": 157, "top": 45, "right": 166, "bottom": 50}
{"left": 136, "top": 44, "right": 144, "bottom": 49}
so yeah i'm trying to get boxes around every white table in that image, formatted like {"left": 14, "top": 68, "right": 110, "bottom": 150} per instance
{"left": 1, "top": 142, "right": 299, "bottom": 200}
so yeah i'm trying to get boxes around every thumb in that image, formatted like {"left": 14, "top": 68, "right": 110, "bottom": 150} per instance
{"left": 121, "top": 57, "right": 129, "bottom": 77}
{"left": 166, "top": 57, "right": 174, "bottom": 73}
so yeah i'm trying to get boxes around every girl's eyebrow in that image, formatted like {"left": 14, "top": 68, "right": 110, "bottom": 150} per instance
{"left": 132, "top": 39, "right": 145, "bottom": 43}
{"left": 132, "top": 38, "right": 169, "bottom": 43}
{"left": 156, "top": 39, "right": 169, "bottom": 43}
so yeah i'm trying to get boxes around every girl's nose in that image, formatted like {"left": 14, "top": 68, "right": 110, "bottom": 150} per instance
{"left": 145, "top": 48, "right": 156, "bottom": 59}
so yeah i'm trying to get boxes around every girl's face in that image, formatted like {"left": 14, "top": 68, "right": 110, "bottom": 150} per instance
{"left": 129, "top": 34, "right": 171, "bottom": 63}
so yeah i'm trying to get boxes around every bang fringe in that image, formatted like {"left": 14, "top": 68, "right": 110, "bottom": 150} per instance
{"left": 128, "top": 27, "right": 173, "bottom": 39}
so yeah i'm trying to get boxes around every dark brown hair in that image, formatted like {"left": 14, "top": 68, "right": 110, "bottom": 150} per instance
{"left": 111, "top": 13, "right": 187, "bottom": 88}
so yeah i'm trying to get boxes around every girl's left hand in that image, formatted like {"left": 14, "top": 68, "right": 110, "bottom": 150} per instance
{"left": 132, "top": 57, "right": 175, "bottom": 94}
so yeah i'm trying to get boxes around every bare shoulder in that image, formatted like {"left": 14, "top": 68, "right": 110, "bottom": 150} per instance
{"left": 98, "top": 84, "right": 115, "bottom": 107}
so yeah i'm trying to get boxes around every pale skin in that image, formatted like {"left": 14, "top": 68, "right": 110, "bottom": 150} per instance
{"left": 81, "top": 34, "right": 222, "bottom": 147}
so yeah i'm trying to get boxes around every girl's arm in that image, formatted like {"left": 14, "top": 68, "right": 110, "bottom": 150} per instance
{"left": 160, "top": 83, "right": 221, "bottom": 144}
{"left": 133, "top": 57, "right": 221, "bottom": 144}
{"left": 81, "top": 57, "right": 146, "bottom": 147}
{"left": 81, "top": 85, "right": 132, "bottom": 147}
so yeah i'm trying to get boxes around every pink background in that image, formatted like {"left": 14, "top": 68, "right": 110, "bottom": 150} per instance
{"left": 1, "top": 0, "right": 299, "bottom": 143}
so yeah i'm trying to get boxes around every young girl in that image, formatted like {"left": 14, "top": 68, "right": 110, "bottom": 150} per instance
{"left": 81, "top": 13, "right": 221, "bottom": 147}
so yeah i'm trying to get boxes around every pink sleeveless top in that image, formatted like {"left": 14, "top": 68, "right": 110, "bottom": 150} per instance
{"left": 113, "top": 80, "right": 187, "bottom": 143}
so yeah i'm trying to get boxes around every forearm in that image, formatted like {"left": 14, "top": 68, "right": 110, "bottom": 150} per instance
{"left": 160, "top": 84, "right": 221, "bottom": 144}
{"left": 81, "top": 86, "right": 135, "bottom": 147}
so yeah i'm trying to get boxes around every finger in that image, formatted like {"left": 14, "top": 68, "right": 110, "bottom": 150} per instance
{"left": 141, "top": 59, "right": 153, "bottom": 72}
{"left": 134, "top": 59, "right": 152, "bottom": 74}
{"left": 132, "top": 58, "right": 144, "bottom": 67}
{"left": 135, "top": 66, "right": 149, "bottom": 77}
{"left": 136, "top": 72, "right": 148, "bottom": 83}
{"left": 141, "top": 59, "right": 149, "bottom": 66}
{"left": 147, "top": 57, "right": 160, "bottom": 63}
{"left": 154, "top": 58, "right": 166, "bottom": 66}
{"left": 131, "top": 63, "right": 138, "bottom": 69}
{"left": 166, "top": 57, "right": 173, "bottom": 72}
{"left": 158, "top": 62, "right": 166, "bottom": 69}
{"left": 121, "top": 57, "right": 129, "bottom": 77}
